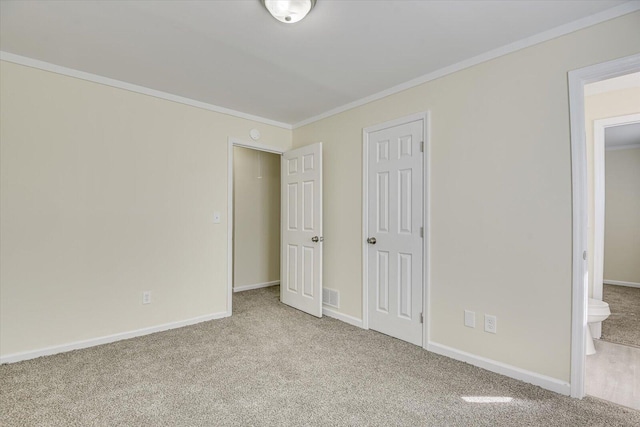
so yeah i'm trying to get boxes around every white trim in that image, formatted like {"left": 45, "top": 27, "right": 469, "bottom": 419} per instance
{"left": 423, "top": 112, "right": 432, "bottom": 348}
{"left": 568, "top": 52, "right": 640, "bottom": 399}
{"left": 363, "top": 112, "right": 429, "bottom": 134}
{"left": 593, "top": 118, "right": 606, "bottom": 303}
{"left": 231, "top": 139, "right": 286, "bottom": 155}
{"left": 362, "top": 128, "right": 370, "bottom": 331}
{"left": 292, "top": 2, "right": 640, "bottom": 129}
{"left": 322, "top": 307, "right": 364, "bottom": 329}
{"left": 0, "top": 51, "right": 292, "bottom": 130}
{"left": 228, "top": 140, "right": 234, "bottom": 316}
{"left": 0, "top": 311, "right": 229, "bottom": 365}
{"left": 592, "top": 117, "right": 605, "bottom": 339}
{"left": 595, "top": 114, "right": 640, "bottom": 128}
{"left": 427, "top": 342, "right": 570, "bottom": 396}
{"left": 233, "top": 280, "right": 280, "bottom": 292}
{"left": 585, "top": 71, "right": 640, "bottom": 96}
{"left": 227, "top": 138, "right": 286, "bottom": 317}
{"left": 604, "top": 280, "right": 640, "bottom": 288}
{"left": 362, "top": 112, "right": 430, "bottom": 343}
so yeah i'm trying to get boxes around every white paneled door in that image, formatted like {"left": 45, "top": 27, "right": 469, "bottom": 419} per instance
{"left": 367, "top": 119, "right": 423, "bottom": 345}
{"left": 281, "top": 143, "right": 323, "bottom": 317}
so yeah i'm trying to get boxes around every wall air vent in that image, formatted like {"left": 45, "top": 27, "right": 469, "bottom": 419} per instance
{"left": 322, "top": 288, "right": 340, "bottom": 308}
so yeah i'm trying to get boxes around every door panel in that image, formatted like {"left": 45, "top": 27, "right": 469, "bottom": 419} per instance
{"left": 281, "top": 143, "right": 323, "bottom": 317}
{"left": 377, "top": 251, "right": 389, "bottom": 312}
{"left": 287, "top": 244, "right": 298, "bottom": 292}
{"left": 368, "top": 120, "right": 423, "bottom": 345}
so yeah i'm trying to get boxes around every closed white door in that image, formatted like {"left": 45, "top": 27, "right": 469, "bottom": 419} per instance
{"left": 281, "top": 143, "right": 323, "bottom": 317}
{"left": 367, "top": 120, "right": 423, "bottom": 345}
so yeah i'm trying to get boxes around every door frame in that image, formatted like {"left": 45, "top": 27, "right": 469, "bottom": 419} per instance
{"left": 361, "top": 111, "right": 431, "bottom": 347}
{"left": 227, "top": 137, "right": 285, "bottom": 315}
{"left": 567, "top": 53, "right": 640, "bottom": 398}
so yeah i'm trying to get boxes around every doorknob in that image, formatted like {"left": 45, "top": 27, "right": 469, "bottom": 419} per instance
{"left": 367, "top": 237, "right": 376, "bottom": 244}
{"left": 312, "top": 236, "right": 324, "bottom": 243}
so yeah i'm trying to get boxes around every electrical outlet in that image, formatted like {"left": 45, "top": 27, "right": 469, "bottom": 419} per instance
{"left": 142, "top": 291, "right": 151, "bottom": 305}
{"left": 464, "top": 310, "right": 476, "bottom": 328}
{"left": 484, "top": 314, "right": 497, "bottom": 334}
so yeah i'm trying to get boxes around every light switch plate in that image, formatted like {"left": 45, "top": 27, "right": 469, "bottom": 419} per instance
{"left": 464, "top": 310, "right": 475, "bottom": 328}
{"left": 213, "top": 212, "right": 221, "bottom": 223}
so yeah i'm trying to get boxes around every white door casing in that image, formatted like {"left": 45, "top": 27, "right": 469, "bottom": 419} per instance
{"left": 280, "top": 143, "right": 323, "bottom": 317}
{"left": 366, "top": 119, "right": 424, "bottom": 346}
{"left": 568, "top": 53, "right": 640, "bottom": 398}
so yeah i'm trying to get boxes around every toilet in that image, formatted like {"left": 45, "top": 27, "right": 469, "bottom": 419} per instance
{"left": 586, "top": 298, "right": 611, "bottom": 355}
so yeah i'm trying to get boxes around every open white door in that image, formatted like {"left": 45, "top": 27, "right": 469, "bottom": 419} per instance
{"left": 281, "top": 143, "right": 323, "bottom": 317}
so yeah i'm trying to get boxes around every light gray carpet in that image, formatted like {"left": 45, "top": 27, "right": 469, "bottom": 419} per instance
{"left": 1, "top": 286, "right": 639, "bottom": 426}
{"left": 602, "top": 284, "right": 640, "bottom": 348}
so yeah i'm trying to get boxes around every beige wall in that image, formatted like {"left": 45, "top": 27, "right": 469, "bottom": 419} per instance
{"left": 293, "top": 12, "right": 640, "bottom": 382}
{"left": 604, "top": 147, "right": 640, "bottom": 283}
{"left": 584, "top": 86, "right": 640, "bottom": 295}
{"left": 233, "top": 147, "right": 280, "bottom": 288}
{"left": 0, "top": 61, "right": 291, "bottom": 356}
{"left": 1, "top": 10, "right": 639, "bottom": 386}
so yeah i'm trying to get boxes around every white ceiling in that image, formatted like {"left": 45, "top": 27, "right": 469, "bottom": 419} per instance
{"left": 606, "top": 122, "right": 640, "bottom": 149}
{"left": 0, "top": 1, "right": 636, "bottom": 126}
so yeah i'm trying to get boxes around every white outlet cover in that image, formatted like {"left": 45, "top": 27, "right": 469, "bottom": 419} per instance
{"left": 213, "top": 211, "right": 221, "bottom": 223}
{"left": 484, "top": 314, "right": 497, "bottom": 333}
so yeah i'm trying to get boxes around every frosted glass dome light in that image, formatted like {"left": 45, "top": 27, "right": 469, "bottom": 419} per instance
{"left": 262, "top": 0, "right": 316, "bottom": 24}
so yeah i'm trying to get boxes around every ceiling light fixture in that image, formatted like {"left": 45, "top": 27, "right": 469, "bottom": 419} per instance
{"left": 262, "top": 0, "right": 316, "bottom": 24}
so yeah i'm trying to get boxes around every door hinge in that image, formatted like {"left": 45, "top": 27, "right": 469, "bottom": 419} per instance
{"left": 420, "top": 227, "right": 424, "bottom": 238}
{"left": 583, "top": 250, "right": 587, "bottom": 261}
{"left": 420, "top": 141, "right": 424, "bottom": 152}
{"left": 420, "top": 312, "right": 424, "bottom": 324}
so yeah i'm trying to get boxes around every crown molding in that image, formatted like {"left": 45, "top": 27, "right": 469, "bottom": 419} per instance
{"left": 0, "top": 51, "right": 292, "bottom": 130}
{"left": 292, "top": 2, "right": 640, "bottom": 129}
{"left": 2, "top": 2, "right": 638, "bottom": 131}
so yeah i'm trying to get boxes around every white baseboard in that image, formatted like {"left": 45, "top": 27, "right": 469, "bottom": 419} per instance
{"left": 603, "top": 280, "right": 640, "bottom": 289}
{"left": 322, "top": 307, "right": 364, "bottom": 329}
{"left": 0, "top": 311, "right": 230, "bottom": 365}
{"left": 426, "top": 341, "right": 570, "bottom": 396}
{"left": 233, "top": 280, "right": 279, "bottom": 292}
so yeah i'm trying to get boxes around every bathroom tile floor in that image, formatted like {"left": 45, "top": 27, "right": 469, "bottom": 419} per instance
{"left": 586, "top": 339, "right": 640, "bottom": 410}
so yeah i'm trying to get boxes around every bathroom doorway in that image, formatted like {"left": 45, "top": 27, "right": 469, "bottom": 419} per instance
{"left": 582, "top": 73, "right": 640, "bottom": 410}
{"left": 568, "top": 53, "right": 640, "bottom": 401}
